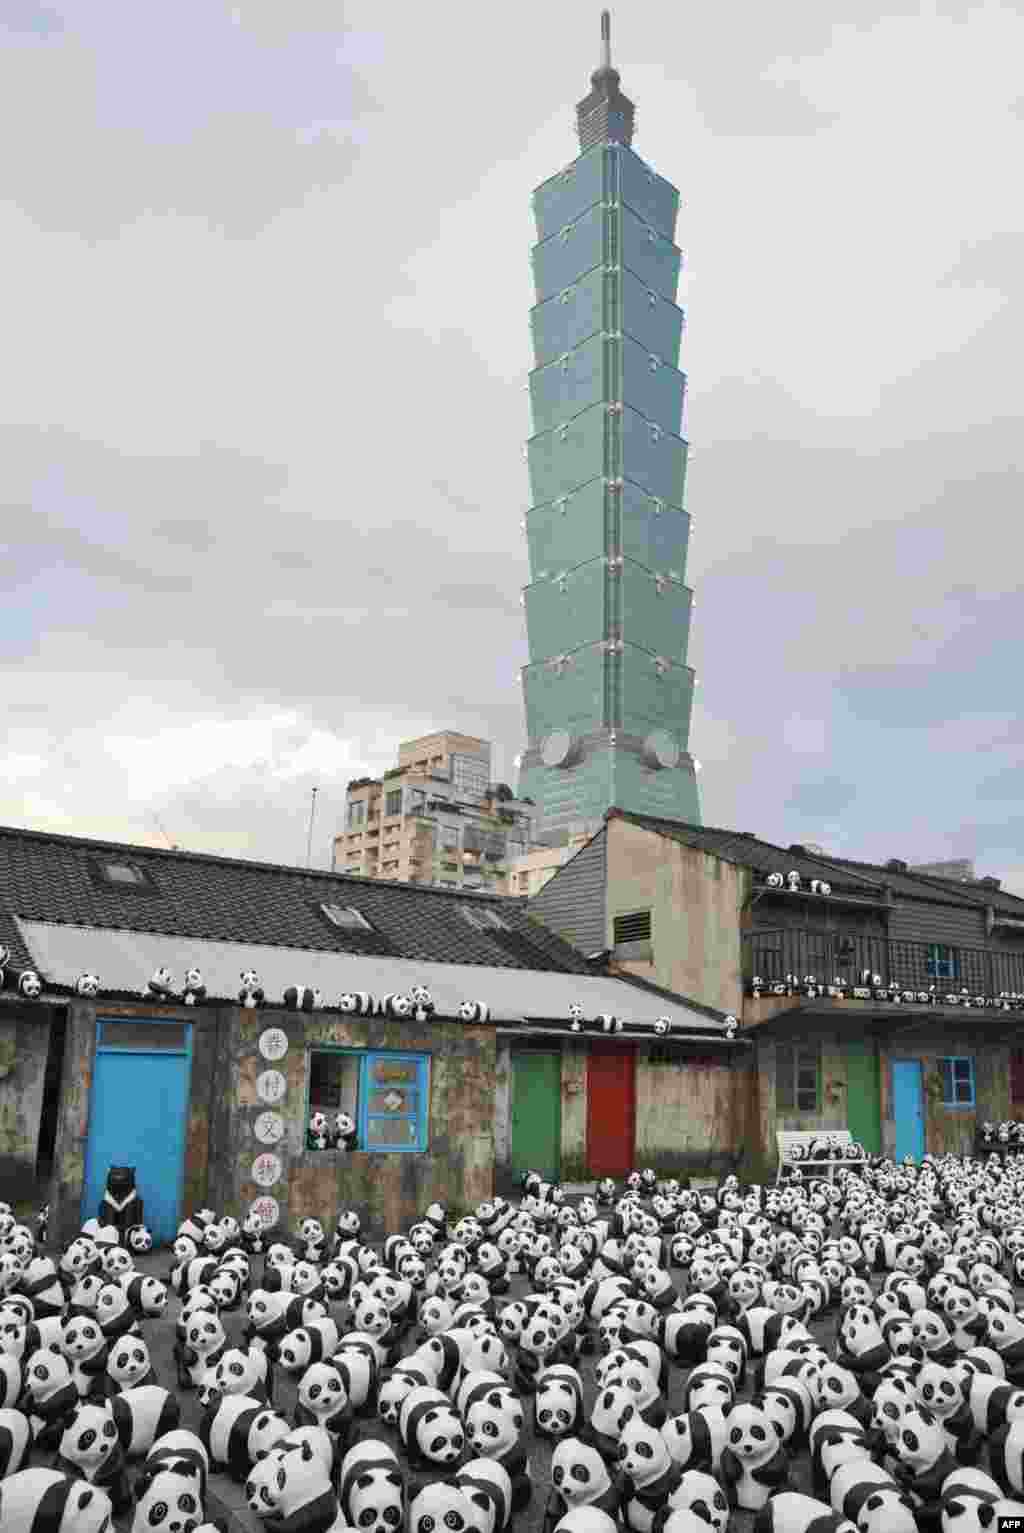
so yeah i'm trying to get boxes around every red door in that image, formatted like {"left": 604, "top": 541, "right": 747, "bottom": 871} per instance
{"left": 587, "top": 1044, "right": 636, "bottom": 1177}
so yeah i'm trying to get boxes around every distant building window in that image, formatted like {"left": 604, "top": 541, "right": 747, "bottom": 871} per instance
{"left": 939, "top": 1055, "right": 974, "bottom": 1106}
{"left": 776, "top": 1042, "right": 820, "bottom": 1113}
{"left": 319, "top": 902, "right": 374, "bottom": 932}
{"left": 348, "top": 802, "right": 366, "bottom": 829}
{"left": 89, "top": 858, "right": 158, "bottom": 893}
{"left": 613, "top": 910, "right": 652, "bottom": 944}
{"left": 308, "top": 1049, "right": 429, "bottom": 1152}
{"left": 452, "top": 754, "right": 489, "bottom": 799}
{"left": 385, "top": 790, "right": 403, "bottom": 817}
{"left": 926, "top": 944, "right": 960, "bottom": 981}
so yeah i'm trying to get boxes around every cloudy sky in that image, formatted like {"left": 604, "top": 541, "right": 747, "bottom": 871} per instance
{"left": 2, "top": 0, "right": 1022, "bottom": 888}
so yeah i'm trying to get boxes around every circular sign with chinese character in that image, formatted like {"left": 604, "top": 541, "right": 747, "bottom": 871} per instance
{"left": 250, "top": 1196, "right": 279, "bottom": 1229}
{"left": 256, "top": 1069, "right": 286, "bottom": 1105}
{"left": 253, "top": 1111, "right": 284, "bottom": 1145}
{"left": 252, "top": 1152, "right": 282, "bottom": 1188}
{"left": 259, "top": 1027, "right": 288, "bottom": 1062}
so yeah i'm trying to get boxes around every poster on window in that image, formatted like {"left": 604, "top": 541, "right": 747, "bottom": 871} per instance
{"left": 250, "top": 1196, "right": 280, "bottom": 1229}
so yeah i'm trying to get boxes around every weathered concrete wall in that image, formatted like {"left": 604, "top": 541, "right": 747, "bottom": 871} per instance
{"left": 0, "top": 1003, "right": 52, "bottom": 1204}
{"left": 633, "top": 1046, "right": 741, "bottom": 1176}
{"left": 223, "top": 1012, "right": 496, "bottom": 1241}
{"left": 606, "top": 819, "right": 747, "bottom": 1016}
{"left": 752, "top": 1026, "right": 851, "bottom": 1177}
{"left": 560, "top": 1040, "right": 587, "bottom": 1164}
{"left": 48, "top": 1003, "right": 227, "bottom": 1249}
{"left": 879, "top": 1029, "right": 1008, "bottom": 1156}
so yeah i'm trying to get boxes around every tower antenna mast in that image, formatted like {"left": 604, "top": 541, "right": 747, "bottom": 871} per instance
{"left": 305, "top": 786, "right": 319, "bottom": 870}
{"left": 600, "top": 9, "right": 611, "bottom": 70}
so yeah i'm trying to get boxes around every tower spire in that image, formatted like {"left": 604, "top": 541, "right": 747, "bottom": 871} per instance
{"left": 576, "top": 9, "right": 635, "bottom": 150}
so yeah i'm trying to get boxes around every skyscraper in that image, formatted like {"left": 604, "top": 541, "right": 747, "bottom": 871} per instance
{"left": 516, "top": 12, "right": 701, "bottom": 843}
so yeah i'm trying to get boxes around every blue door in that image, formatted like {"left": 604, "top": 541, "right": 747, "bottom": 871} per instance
{"left": 892, "top": 1058, "right": 925, "bottom": 1163}
{"left": 83, "top": 1018, "right": 192, "bottom": 1247}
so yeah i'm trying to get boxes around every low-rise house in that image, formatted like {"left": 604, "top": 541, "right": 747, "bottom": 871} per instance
{"left": 0, "top": 822, "right": 737, "bottom": 1246}
{"left": 528, "top": 808, "right": 1024, "bottom": 1175}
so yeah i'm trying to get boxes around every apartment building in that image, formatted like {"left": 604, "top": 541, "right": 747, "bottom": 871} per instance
{"left": 506, "top": 834, "right": 592, "bottom": 898}
{"left": 333, "top": 732, "right": 536, "bottom": 895}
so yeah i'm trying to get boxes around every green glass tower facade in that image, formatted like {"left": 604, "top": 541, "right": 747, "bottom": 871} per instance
{"left": 516, "top": 12, "right": 702, "bottom": 841}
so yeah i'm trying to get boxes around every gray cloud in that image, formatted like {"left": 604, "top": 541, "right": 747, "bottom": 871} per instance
{"left": 0, "top": 0, "right": 1022, "bottom": 893}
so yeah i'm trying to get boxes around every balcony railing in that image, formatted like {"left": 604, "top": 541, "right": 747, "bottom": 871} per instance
{"left": 744, "top": 927, "right": 1024, "bottom": 997}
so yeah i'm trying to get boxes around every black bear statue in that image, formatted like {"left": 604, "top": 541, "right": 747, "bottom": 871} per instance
{"left": 98, "top": 1166, "right": 145, "bottom": 1237}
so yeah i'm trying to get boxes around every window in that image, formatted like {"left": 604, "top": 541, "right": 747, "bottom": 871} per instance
{"left": 926, "top": 944, "right": 960, "bottom": 981}
{"left": 319, "top": 902, "right": 374, "bottom": 931}
{"left": 614, "top": 910, "right": 652, "bottom": 944}
{"left": 939, "top": 1056, "right": 974, "bottom": 1106}
{"left": 385, "top": 790, "right": 403, "bottom": 817}
{"left": 776, "top": 1042, "right": 820, "bottom": 1113}
{"left": 348, "top": 801, "right": 366, "bottom": 829}
{"left": 89, "top": 858, "right": 158, "bottom": 892}
{"left": 307, "top": 1049, "right": 430, "bottom": 1152}
{"left": 104, "top": 863, "right": 145, "bottom": 884}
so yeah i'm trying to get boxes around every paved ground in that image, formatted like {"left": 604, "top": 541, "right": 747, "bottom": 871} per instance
{"left": 110, "top": 1245, "right": 829, "bottom": 1533}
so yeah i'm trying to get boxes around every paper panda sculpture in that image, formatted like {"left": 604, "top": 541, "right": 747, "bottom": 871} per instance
{"left": 399, "top": 1384, "right": 466, "bottom": 1469}
{"left": 0, "top": 1470, "right": 115, "bottom": 1533}
{"left": 55, "top": 1397, "right": 133, "bottom": 1515}
{"left": 333, "top": 1112, "right": 358, "bottom": 1152}
{"left": 16, "top": 969, "right": 42, "bottom": 998}
{"left": 339, "top": 991, "right": 374, "bottom": 1016}
{"left": 183, "top": 967, "right": 207, "bottom": 1005}
{"left": 245, "top": 1436, "right": 339, "bottom": 1531}
{"left": 719, "top": 1400, "right": 791, "bottom": 1511}
{"left": 408, "top": 1481, "right": 477, "bottom": 1533}
{"left": 238, "top": 970, "right": 264, "bottom": 1007}
{"left": 410, "top": 985, "right": 435, "bottom": 1022}
{"left": 459, "top": 999, "right": 491, "bottom": 1023}
{"left": 534, "top": 1365, "right": 585, "bottom": 1440}
{"left": 284, "top": 985, "right": 320, "bottom": 1012}
{"left": 307, "top": 1113, "right": 329, "bottom": 1153}
{"left": 75, "top": 973, "right": 100, "bottom": 997}
{"left": 130, "top": 1462, "right": 207, "bottom": 1533}
{"left": 568, "top": 1002, "right": 585, "bottom": 1033}
{"left": 597, "top": 1014, "right": 622, "bottom": 1034}
{"left": 380, "top": 992, "right": 414, "bottom": 1019}
{"left": 339, "top": 1439, "right": 405, "bottom": 1533}
{"left": 767, "top": 872, "right": 784, "bottom": 888}
{"left": 653, "top": 1017, "right": 672, "bottom": 1036}
{"left": 148, "top": 966, "right": 176, "bottom": 1000}
{"left": 98, "top": 1166, "right": 144, "bottom": 1237}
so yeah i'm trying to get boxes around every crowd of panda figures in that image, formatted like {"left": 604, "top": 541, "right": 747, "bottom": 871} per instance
{"left": 9, "top": 1157, "right": 1024, "bottom": 1533}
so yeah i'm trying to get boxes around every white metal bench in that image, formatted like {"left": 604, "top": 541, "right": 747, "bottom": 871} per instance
{"left": 775, "top": 1128, "right": 853, "bottom": 1185}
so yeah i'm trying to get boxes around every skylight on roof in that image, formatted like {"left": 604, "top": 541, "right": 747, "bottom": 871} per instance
{"left": 461, "top": 906, "right": 511, "bottom": 933}
{"left": 320, "top": 902, "right": 374, "bottom": 932}
{"left": 104, "top": 863, "right": 145, "bottom": 885}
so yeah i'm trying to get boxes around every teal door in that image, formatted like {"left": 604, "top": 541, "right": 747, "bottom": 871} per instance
{"left": 510, "top": 1051, "right": 561, "bottom": 1181}
{"left": 892, "top": 1058, "right": 925, "bottom": 1163}
{"left": 83, "top": 1018, "right": 192, "bottom": 1247}
{"left": 846, "top": 1037, "right": 881, "bottom": 1154}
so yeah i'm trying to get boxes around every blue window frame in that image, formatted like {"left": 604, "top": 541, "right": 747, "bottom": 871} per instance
{"left": 307, "top": 1048, "right": 429, "bottom": 1153}
{"left": 926, "top": 944, "right": 960, "bottom": 981}
{"left": 939, "top": 1055, "right": 974, "bottom": 1106}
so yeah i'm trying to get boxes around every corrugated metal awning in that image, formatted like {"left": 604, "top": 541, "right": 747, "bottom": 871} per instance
{"left": 16, "top": 919, "right": 731, "bottom": 1033}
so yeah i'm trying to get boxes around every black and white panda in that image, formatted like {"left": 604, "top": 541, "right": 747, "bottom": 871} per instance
{"left": 459, "top": 1000, "right": 491, "bottom": 1023}
{"left": 410, "top": 985, "right": 435, "bottom": 1021}
{"left": 380, "top": 992, "right": 414, "bottom": 1019}
{"left": 653, "top": 1018, "right": 672, "bottom": 1036}
{"left": 338, "top": 991, "right": 374, "bottom": 1016}
{"left": 183, "top": 967, "right": 206, "bottom": 1005}
{"left": 408, "top": 1481, "right": 477, "bottom": 1533}
{"left": 456, "top": 1457, "right": 513, "bottom": 1533}
{"left": 294, "top": 1361, "right": 353, "bottom": 1442}
{"left": 17, "top": 969, "right": 42, "bottom": 998}
{"left": 533, "top": 1364, "right": 585, "bottom": 1440}
{"left": 277, "top": 1320, "right": 341, "bottom": 1374}
{"left": 334, "top": 1112, "right": 358, "bottom": 1152}
{"left": 664, "top": 1469, "right": 729, "bottom": 1533}
{"left": 237, "top": 969, "right": 264, "bottom": 1007}
{"left": 244, "top": 1437, "right": 338, "bottom": 1531}
{"left": 399, "top": 1383, "right": 465, "bottom": 1469}
{"left": 283, "top": 984, "right": 318, "bottom": 1011}
{"left": 75, "top": 973, "right": 100, "bottom": 997}
{"left": 750, "top": 1492, "right": 859, "bottom": 1533}
{"left": 0, "top": 1406, "right": 32, "bottom": 1477}
{"left": 55, "top": 1398, "right": 133, "bottom": 1515}
{"left": 109, "top": 1384, "right": 181, "bottom": 1459}
{"left": 0, "top": 1468, "right": 115, "bottom": 1533}
{"left": 106, "top": 1334, "right": 157, "bottom": 1392}
{"left": 596, "top": 1014, "right": 622, "bottom": 1034}
{"left": 204, "top": 1347, "right": 270, "bottom": 1406}
{"left": 200, "top": 1394, "right": 291, "bottom": 1483}
{"left": 129, "top": 1462, "right": 206, "bottom": 1533}
{"left": 338, "top": 1439, "right": 405, "bottom": 1533}
{"left": 547, "top": 1436, "right": 622, "bottom": 1525}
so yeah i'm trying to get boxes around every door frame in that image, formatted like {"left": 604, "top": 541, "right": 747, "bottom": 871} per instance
{"left": 82, "top": 1015, "right": 194, "bottom": 1237}
{"left": 586, "top": 1041, "right": 637, "bottom": 1178}
{"left": 891, "top": 1055, "right": 925, "bottom": 1163}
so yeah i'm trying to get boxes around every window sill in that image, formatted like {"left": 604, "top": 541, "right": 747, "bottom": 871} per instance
{"left": 298, "top": 1147, "right": 428, "bottom": 1160}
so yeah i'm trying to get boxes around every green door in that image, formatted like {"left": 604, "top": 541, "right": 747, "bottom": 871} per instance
{"left": 846, "top": 1036, "right": 881, "bottom": 1153}
{"left": 511, "top": 1051, "right": 562, "bottom": 1180}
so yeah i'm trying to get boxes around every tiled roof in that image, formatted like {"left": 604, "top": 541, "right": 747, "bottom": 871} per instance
{"left": 605, "top": 810, "right": 1024, "bottom": 916}
{"left": 0, "top": 823, "right": 593, "bottom": 975}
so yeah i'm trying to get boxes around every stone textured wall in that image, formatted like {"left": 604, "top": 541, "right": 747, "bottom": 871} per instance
{"left": 220, "top": 1011, "right": 497, "bottom": 1241}
{"left": 879, "top": 1029, "right": 1008, "bottom": 1156}
{"left": 605, "top": 819, "right": 747, "bottom": 1016}
{"left": 633, "top": 1045, "right": 743, "bottom": 1176}
{"left": 0, "top": 1003, "right": 52, "bottom": 1204}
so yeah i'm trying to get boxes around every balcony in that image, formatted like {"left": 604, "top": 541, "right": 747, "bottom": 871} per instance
{"left": 744, "top": 926, "right": 1024, "bottom": 999}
